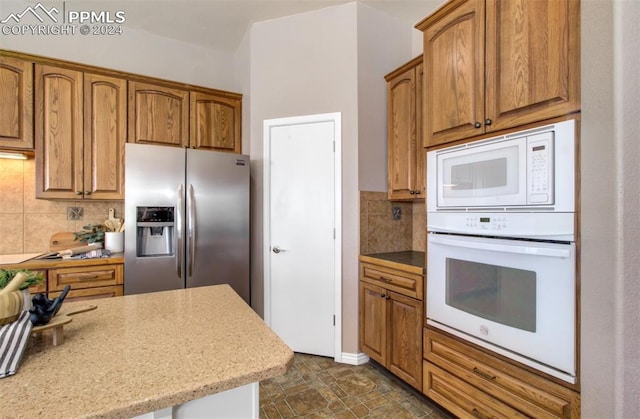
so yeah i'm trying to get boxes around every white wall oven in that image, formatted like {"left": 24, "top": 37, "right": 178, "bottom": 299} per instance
{"left": 426, "top": 119, "right": 578, "bottom": 384}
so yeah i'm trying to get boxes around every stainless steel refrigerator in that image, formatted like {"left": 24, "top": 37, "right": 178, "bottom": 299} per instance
{"left": 124, "top": 143, "right": 250, "bottom": 303}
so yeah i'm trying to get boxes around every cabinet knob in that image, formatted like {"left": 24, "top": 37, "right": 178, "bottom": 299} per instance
{"left": 76, "top": 191, "right": 83, "bottom": 195}
{"left": 409, "top": 190, "right": 415, "bottom": 195}
{"left": 474, "top": 122, "right": 482, "bottom": 128}
{"left": 414, "top": 190, "right": 421, "bottom": 195}
{"left": 485, "top": 118, "right": 492, "bottom": 126}
{"left": 84, "top": 191, "right": 92, "bottom": 195}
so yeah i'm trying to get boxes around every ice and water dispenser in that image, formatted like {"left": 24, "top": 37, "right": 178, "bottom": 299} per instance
{"left": 136, "top": 207, "right": 174, "bottom": 257}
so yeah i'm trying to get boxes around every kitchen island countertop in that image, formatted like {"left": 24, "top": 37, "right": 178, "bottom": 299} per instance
{"left": 0, "top": 285, "right": 293, "bottom": 418}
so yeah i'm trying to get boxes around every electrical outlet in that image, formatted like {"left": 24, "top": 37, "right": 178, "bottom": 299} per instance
{"left": 67, "top": 207, "right": 84, "bottom": 220}
{"left": 392, "top": 207, "right": 401, "bottom": 220}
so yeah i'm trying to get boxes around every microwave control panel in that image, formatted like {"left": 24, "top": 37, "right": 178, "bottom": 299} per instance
{"left": 527, "top": 132, "right": 554, "bottom": 204}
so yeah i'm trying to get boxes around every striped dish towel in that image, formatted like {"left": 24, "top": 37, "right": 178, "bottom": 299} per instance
{"left": 0, "top": 311, "right": 33, "bottom": 378}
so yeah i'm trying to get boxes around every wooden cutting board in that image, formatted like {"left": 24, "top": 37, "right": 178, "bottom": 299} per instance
{"left": 49, "top": 232, "right": 86, "bottom": 252}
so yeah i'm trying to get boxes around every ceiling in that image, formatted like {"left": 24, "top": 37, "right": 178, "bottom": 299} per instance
{"left": 92, "top": 0, "right": 444, "bottom": 53}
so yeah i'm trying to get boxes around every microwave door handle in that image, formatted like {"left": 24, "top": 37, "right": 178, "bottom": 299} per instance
{"left": 429, "top": 235, "right": 571, "bottom": 258}
{"left": 176, "top": 184, "right": 184, "bottom": 279}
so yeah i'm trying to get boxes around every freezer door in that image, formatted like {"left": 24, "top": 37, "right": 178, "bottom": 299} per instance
{"left": 124, "top": 143, "right": 186, "bottom": 295}
{"left": 185, "top": 149, "right": 250, "bottom": 303}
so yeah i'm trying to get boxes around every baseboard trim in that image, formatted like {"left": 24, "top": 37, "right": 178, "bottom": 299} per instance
{"left": 339, "top": 352, "right": 370, "bottom": 365}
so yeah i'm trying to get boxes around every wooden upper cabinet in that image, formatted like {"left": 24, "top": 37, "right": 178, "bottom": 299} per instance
{"left": 128, "top": 81, "right": 189, "bottom": 147}
{"left": 190, "top": 91, "right": 241, "bottom": 153}
{"left": 386, "top": 56, "right": 425, "bottom": 201}
{"left": 0, "top": 56, "right": 33, "bottom": 150}
{"left": 35, "top": 64, "right": 126, "bottom": 200}
{"left": 421, "top": 0, "right": 485, "bottom": 147}
{"left": 485, "top": 0, "right": 580, "bottom": 132}
{"left": 35, "top": 64, "right": 84, "bottom": 199}
{"left": 417, "top": 0, "right": 580, "bottom": 147}
{"left": 84, "top": 73, "right": 126, "bottom": 200}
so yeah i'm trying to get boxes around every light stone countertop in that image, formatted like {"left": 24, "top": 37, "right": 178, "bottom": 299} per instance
{"left": 0, "top": 285, "right": 294, "bottom": 419}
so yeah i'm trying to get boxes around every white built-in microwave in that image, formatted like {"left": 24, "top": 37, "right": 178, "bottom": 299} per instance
{"left": 427, "top": 119, "right": 576, "bottom": 213}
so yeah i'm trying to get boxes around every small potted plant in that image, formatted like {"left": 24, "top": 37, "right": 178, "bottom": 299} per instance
{"left": 74, "top": 224, "right": 106, "bottom": 244}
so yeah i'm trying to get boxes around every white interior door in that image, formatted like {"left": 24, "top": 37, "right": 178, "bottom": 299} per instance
{"left": 264, "top": 113, "right": 341, "bottom": 359}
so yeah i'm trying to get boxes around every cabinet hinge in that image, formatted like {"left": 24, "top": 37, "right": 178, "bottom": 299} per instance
{"left": 333, "top": 315, "right": 335, "bottom": 326}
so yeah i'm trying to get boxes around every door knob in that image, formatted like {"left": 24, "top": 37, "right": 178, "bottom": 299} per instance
{"left": 272, "top": 245, "right": 285, "bottom": 254}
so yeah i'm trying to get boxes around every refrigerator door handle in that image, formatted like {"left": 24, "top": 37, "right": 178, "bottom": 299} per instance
{"left": 187, "top": 184, "right": 196, "bottom": 277}
{"left": 176, "top": 184, "right": 185, "bottom": 279}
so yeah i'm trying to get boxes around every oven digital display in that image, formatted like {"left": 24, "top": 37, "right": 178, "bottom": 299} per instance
{"left": 532, "top": 145, "right": 546, "bottom": 151}
{"left": 480, "top": 217, "right": 490, "bottom": 223}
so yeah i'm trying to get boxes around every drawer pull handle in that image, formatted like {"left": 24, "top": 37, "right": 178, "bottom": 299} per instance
{"left": 79, "top": 275, "right": 99, "bottom": 280}
{"left": 472, "top": 408, "right": 489, "bottom": 419}
{"left": 473, "top": 367, "right": 496, "bottom": 381}
{"left": 378, "top": 276, "right": 392, "bottom": 282}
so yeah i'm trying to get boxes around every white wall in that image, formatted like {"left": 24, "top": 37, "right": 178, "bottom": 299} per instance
{"left": 581, "top": 0, "right": 640, "bottom": 417}
{"left": 248, "top": 2, "right": 414, "bottom": 354}
{"left": 248, "top": 2, "right": 359, "bottom": 351}
{"left": 356, "top": 3, "right": 413, "bottom": 193}
{"left": 2, "top": 21, "right": 236, "bottom": 90}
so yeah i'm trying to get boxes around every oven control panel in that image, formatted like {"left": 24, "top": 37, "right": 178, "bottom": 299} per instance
{"left": 429, "top": 212, "right": 575, "bottom": 241}
{"left": 465, "top": 215, "right": 507, "bottom": 231}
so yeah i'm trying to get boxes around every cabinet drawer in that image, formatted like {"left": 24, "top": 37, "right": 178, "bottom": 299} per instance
{"left": 424, "top": 361, "right": 527, "bottom": 419}
{"left": 360, "top": 263, "right": 423, "bottom": 300}
{"left": 48, "top": 264, "right": 123, "bottom": 292}
{"left": 424, "top": 328, "right": 580, "bottom": 418}
{"left": 49, "top": 285, "right": 123, "bottom": 302}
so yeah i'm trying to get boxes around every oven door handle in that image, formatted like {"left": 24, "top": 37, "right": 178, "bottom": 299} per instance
{"left": 428, "top": 235, "right": 572, "bottom": 258}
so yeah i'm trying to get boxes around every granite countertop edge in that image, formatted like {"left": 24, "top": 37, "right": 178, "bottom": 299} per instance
{"left": 359, "top": 250, "right": 426, "bottom": 273}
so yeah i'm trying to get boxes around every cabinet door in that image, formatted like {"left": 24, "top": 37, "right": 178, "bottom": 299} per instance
{"left": 485, "top": 0, "right": 580, "bottom": 132}
{"left": 359, "top": 281, "right": 387, "bottom": 365}
{"left": 190, "top": 91, "right": 241, "bottom": 153}
{"left": 423, "top": 0, "right": 485, "bottom": 146}
{"left": 35, "top": 64, "right": 84, "bottom": 199}
{"left": 387, "top": 290, "right": 423, "bottom": 390}
{"left": 84, "top": 73, "right": 126, "bottom": 200}
{"left": 387, "top": 66, "right": 417, "bottom": 200}
{"left": 128, "top": 81, "right": 188, "bottom": 147}
{"left": 0, "top": 57, "right": 33, "bottom": 150}
{"left": 414, "top": 62, "right": 426, "bottom": 198}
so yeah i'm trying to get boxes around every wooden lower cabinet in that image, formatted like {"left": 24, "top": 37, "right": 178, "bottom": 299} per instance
{"left": 47, "top": 263, "right": 124, "bottom": 302}
{"left": 423, "top": 327, "right": 580, "bottom": 418}
{"left": 359, "top": 257, "right": 424, "bottom": 391}
{"left": 386, "top": 291, "right": 423, "bottom": 389}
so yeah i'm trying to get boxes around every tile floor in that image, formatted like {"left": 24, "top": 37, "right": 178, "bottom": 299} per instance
{"left": 259, "top": 353, "right": 455, "bottom": 418}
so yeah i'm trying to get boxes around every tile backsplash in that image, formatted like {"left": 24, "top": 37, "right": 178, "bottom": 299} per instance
{"left": 0, "top": 158, "right": 123, "bottom": 255}
{"left": 360, "top": 191, "right": 426, "bottom": 254}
